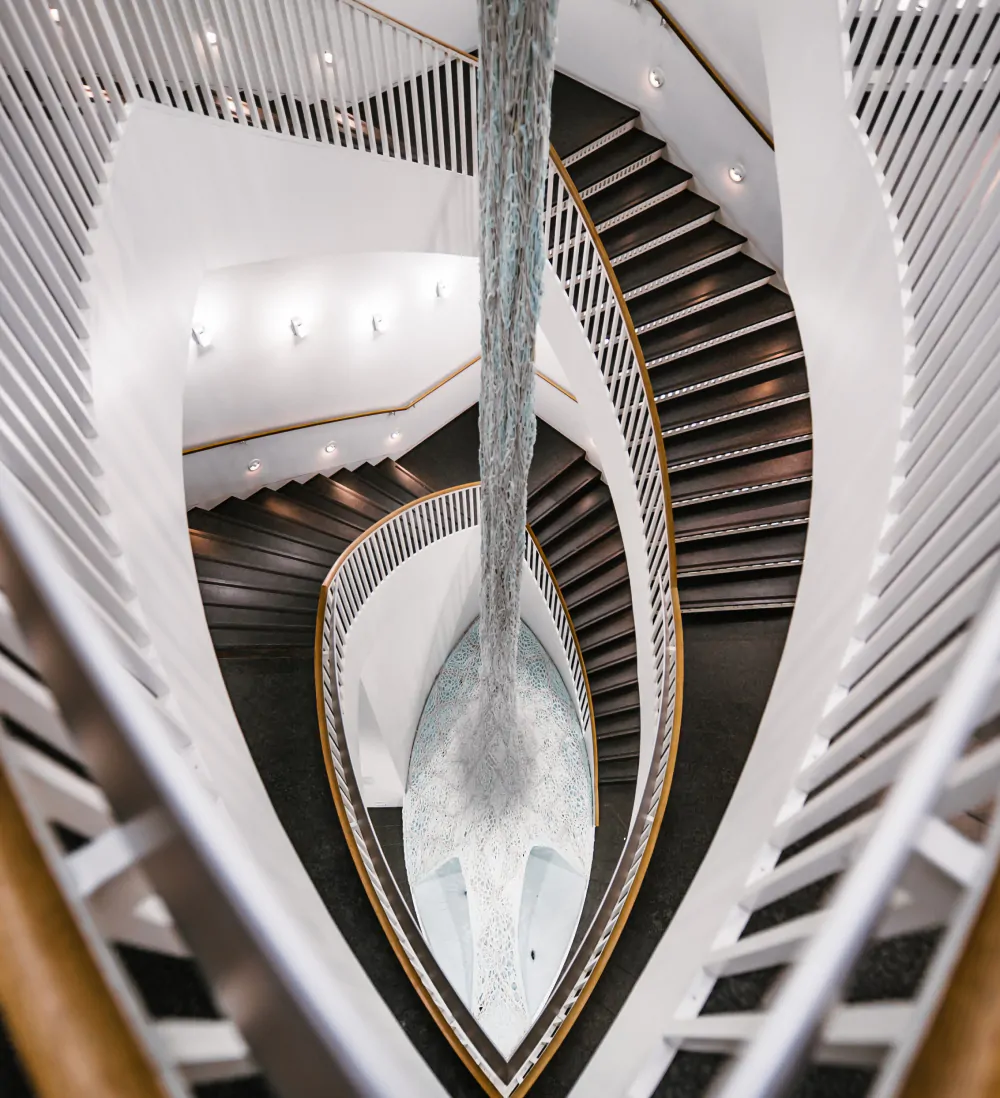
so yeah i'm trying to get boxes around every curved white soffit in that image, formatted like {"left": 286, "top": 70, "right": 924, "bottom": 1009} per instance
{"left": 85, "top": 101, "right": 477, "bottom": 1098}
{"left": 569, "top": 1, "right": 908, "bottom": 1093}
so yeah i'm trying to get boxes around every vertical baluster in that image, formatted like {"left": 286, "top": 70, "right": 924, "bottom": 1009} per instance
{"left": 215, "top": 0, "right": 259, "bottom": 126}
{"left": 367, "top": 16, "right": 394, "bottom": 157}
{"left": 378, "top": 20, "right": 403, "bottom": 160}
{"left": 355, "top": 11, "right": 385, "bottom": 153}
{"left": 229, "top": 0, "right": 272, "bottom": 130}
{"left": 392, "top": 29, "right": 414, "bottom": 161}
{"left": 57, "top": 0, "right": 118, "bottom": 137}
{"left": 333, "top": 0, "right": 365, "bottom": 149}
{"left": 446, "top": 54, "right": 460, "bottom": 174}
{"left": 315, "top": 0, "right": 345, "bottom": 145}
{"left": 456, "top": 56, "right": 469, "bottom": 174}
{"left": 431, "top": 46, "right": 448, "bottom": 169}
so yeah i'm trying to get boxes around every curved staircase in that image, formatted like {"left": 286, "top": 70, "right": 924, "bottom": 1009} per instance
{"left": 551, "top": 73, "right": 812, "bottom": 614}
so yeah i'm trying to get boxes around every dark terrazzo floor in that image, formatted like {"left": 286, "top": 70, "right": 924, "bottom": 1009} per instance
{"left": 219, "top": 608, "right": 795, "bottom": 1098}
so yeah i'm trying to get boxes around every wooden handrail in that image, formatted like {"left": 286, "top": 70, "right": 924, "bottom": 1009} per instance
{"left": 0, "top": 759, "right": 169, "bottom": 1098}
{"left": 899, "top": 858, "right": 1000, "bottom": 1098}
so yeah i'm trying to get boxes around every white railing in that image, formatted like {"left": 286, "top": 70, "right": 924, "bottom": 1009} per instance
{"left": 627, "top": 2, "right": 1000, "bottom": 1094}
{"left": 319, "top": 482, "right": 605, "bottom": 1094}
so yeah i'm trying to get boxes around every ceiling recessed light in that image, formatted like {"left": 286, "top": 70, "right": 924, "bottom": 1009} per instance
{"left": 728, "top": 163, "right": 746, "bottom": 184}
{"left": 49, "top": 7, "right": 60, "bottom": 23}
{"left": 290, "top": 316, "right": 308, "bottom": 339}
{"left": 205, "top": 30, "right": 218, "bottom": 45}
{"left": 247, "top": 459, "right": 261, "bottom": 472}
{"left": 648, "top": 67, "right": 665, "bottom": 89}
{"left": 191, "top": 323, "right": 212, "bottom": 348}
{"left": 389, "top": 430, "right": 401, "bottom": 442}
{"left": 324, "top": 441, "right": 337, "bottom": 454}
{"left": 323, "top": 50, "right": 334, "bottom": 64}
{"left": 436, "top": 279, "right": 451, "bottom": 298}
{"left": 372, "top": 312, "right": 388, "bottom": 334}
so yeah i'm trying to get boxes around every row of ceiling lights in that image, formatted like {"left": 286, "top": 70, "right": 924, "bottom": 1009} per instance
{"left": 244, "top": 424, "right": 402, "bottom": 475}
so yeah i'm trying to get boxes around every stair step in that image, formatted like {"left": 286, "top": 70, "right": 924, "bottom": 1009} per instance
{"left": 550, "top": 72, "right": 638, "bottom": 162}
{"left": 214, "top": 497, "right": 348, "bottom": 555}
{"left": 640, "top": 287, "right": 794, "bottom": 365}
{"left": 597, "top": 732, "right": 641, "bottom": 761}
{"left": 673, "top": 516, "right": 809, "bottom": 545}
{"left": 679, "top": 569, "right": 802, "bottom": 611}
{"left": 527, "top": 457, "right": 601, "bottom": 526}
{"left": 568, "top": 129, "right": 665, "bottom": 195}
{"left": 571, "top": 579, "right": 633, "bottom": 631}
{"left": 203, "top": 604, "right": 316, "bottom": 631}
{"left": 192, "top": 557, "right": 319, "bottom": 597}
{"left": 188, "top": 509, "right": 335, "bottom": 568}
{"left": 673, "top": 482, "right": 812, "bottom": 539}
{"left": 564, "top": 558, "right": 630, "bottom": 612}
{"left": 351, "top": 462, "right": 421, "bottom": 507}
{"left": 198, "top": 581, "right": 317, "bottom": 614}
{"left": 288, "top": 477, "right": 385, "bottom": 526}
{"left": 598, "top": 756, "right": 640, "bottom": 784}
{"left": 663, "top": 401, "right": 813, "bottom": 467}
{"left": 245, "top": 489, "right": 367, "bottom": 545}
{"left": 594, "top": 685, "right": 640, "bottom": 717}
{"left": 332, "top": 468, "right": 402, "bottom": 514}
{"left": 589, "top": 659, "right": 638, "bottom": 696}
{"left": 189, "top": 531, "right": 328, "bottom": 583}
{"left": 548, "top": 505, "right": 622, "bottom": 567}
{"left": 551, "top": 528, "right": 625, "bottom": 586}
{"left": 628, "top": 254, "right": 774, "bottom": 332}
{"left": 586, "top": 159, "right": 692, "bottom": 230}
{"left": 670, "top": 445, "right": 813, "bottom": 503}
{"left": 578, "top": 606, "right": 635, "bottom": 653}
{"left": 617, "top": 222, "right": 747, "bottom": 298}
{"left": 650, "top": 322, "right": 804, "bottom": 399}
{"left": 373, "top": 458, "right": 433, "bottom": 500}
{"left": 595, "top": 708, "right": 642, "bottom": 740}
{"left": 208, "top": 627, "right": 314, "bottom": 653}
{"left": 676, "top": 532, "right": 807, "bottom": 576}
{"left": 604, "top": 192, "right": 719, "bottom": 265}
{"left": 658, "top": 360, "right": 810, "bottom": 435}
{"left": 532, "top": 481, "right": 613, "bottom": 546}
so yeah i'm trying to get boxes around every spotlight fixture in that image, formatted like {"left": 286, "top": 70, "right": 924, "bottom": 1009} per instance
{"left": 324, "top": 441, "right": 337, "bottom": 454}
{"left": 49, "top": 7, "right": 60, "bottom": 23}
{"left": 191, "top": 323, "right": 212, "bottom": 349}
{"left": 323, "top": 50, "right": 334, "bottom": 64}
{"left": 247, "top": 459, "right": 261, "bottom": 472}
{"left": 290, "top": 315, "right": 308, "bottom": 339}
{"left": 728, "top": 163, "right": 746, "bottom": 184}
{"left": 435, "top": 279, "right": 451, "bottom": 298}
{"left": 389, "top": 430, "right": 401, "bottom": 442}
{"left": 648, "top": 67, "right": 665, "bottom": 89}
{"left": 372, "top": 312, "right": 388, "bottom": 334}
{"left": 205, "top": 29, "right": 218, "bottom": 45}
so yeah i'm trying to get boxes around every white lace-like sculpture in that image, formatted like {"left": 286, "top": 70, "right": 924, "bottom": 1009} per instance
{"left": 403, "top": 620, "right": 593, "bottom": 1056}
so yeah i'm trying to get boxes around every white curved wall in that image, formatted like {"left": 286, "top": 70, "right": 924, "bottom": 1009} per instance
{"left": 88, "top": 100, "right": 478, "bottom": 1095}
{"left": 570, "top": 0, "right": 909, "bottom": 1092}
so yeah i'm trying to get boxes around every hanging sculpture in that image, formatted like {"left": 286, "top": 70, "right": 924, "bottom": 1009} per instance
{"left": 472, "top": 0, "right": 560, "bottom": 793}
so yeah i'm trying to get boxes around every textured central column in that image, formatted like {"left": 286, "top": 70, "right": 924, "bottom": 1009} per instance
{"left": 475, "top": 0, "right": 559, "bottom": 793}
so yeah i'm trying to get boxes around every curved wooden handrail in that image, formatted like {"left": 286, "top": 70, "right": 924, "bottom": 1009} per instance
{"left": 899, "top": 859, "right": 1000, "bottom": 1098}
{"left": 0, "top": 759, "right": 169, "bottom": 1098}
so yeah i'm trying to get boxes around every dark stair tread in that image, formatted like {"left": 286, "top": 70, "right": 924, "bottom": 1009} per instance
{"left": 616, "top": 222, "right": 747, "bottom": 295}
{"left": 564, "top": 558, "right": 631, "bottom": 612}
{"left": 527, "top": 422, "right": 585, "bottom": 497}
{"left": 189, "top": 531, "right": 328, "bottom": 582}
{"left": 589, "top": 660, "right": 639, "bottom": 695}
{"left": 568, "top": 129, "right": 665, "bottom": 193}
{"left": 675, "top": 527, "right": 809, "bottom": 573}
{"left": 198, "top": 581, "right": 317, "bottom": 613}
{"left": 350, "top": 463, "right": 420, "bottom": 507}
{"left": 373, "top": 458, "right": 433, "bottom": 500}
{"left": 594, "top": 686, "right": 640, "bottom": 717}
{"left": 672, "top": 484, "right": 812, "bottom": 538}
{"left": 532, "top": 482, "right": 613, "bottom": 546}
{"left": 628, "top": 254, "right": 774, "bottom": 329}
{"left": 602, "top": 192, "right": 719, "bottom": 261}
{"left": 213, "top": 496, "right": 348, "bottom": 555}
{"left": 585, "top": 159, "right": 692, "bottom": 226}
{"left": 279, "top": 480, "right": 381, "bottom": 532}
{"left": 639, "top": 287, "right": 794, "bottom": 363}
{"left": 550, "top": 72, "right": 638, "bottom": 160}
{"left": 598, "top": 757, "right": 640, "bottom": 784}
{"left": 679, "top": 570, "right": 802, "bottom": 609}
{"left": 658, "top": 362, "right": 810, "bottom": 434}
{"left": 578, "top": 605, "right": 635, "bottom": 652}
{"left": 187, "top": 509, "right": 334, "bottom": 567}
{"left": 651, "top": 322, "right": 805, "bottom": 397}
{"left": 595, "top": 708, "right": 642, "bottom": 740}
{"left": 597, "top": 734, "right": 641, "bottom": 761}
{"left": 192, "top": 557, "right": 319, "bottom": 596}
{"left": 663, "top": 401, "right": 813, "bottom": 467}
{"left": 548, "top": 511, "right": 623, "bottom": 569}
{"left": 246, "top": 489, "right": 367, "bottom": 544}
{"left": 203, "top": 604, "right": 317, "bottom": 629}
{"left": 527, "top": 457, "right": 602, "bottom": 526}
{"left": 332, "top": 468, "right": 402, "bottom": 514}
{"left": 208, "top": 629, "right": 314, "bottom": 654}
{"left": 300, "top": 474, "right": 388, "bottom": 524}
{"left": 571, "top": 580, "right": 633, "bottom": 630}
{"left": 671, "top": 446, "right": 813, "bottom": 502}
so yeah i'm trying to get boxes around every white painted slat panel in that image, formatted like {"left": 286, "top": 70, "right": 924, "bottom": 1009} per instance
{"left": 154, "top": 1020, "right": 256, "bottom": 1083}
{"left": 0, "top": 649, "right": 79, "bottom": 761}
{"left": 5, "top": 735, "right": 111, "bottom": 837}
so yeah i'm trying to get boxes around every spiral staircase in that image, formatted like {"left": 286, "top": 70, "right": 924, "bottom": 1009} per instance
{"left": 2, "top": 3, "right": 1000, "bottom": 1098}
